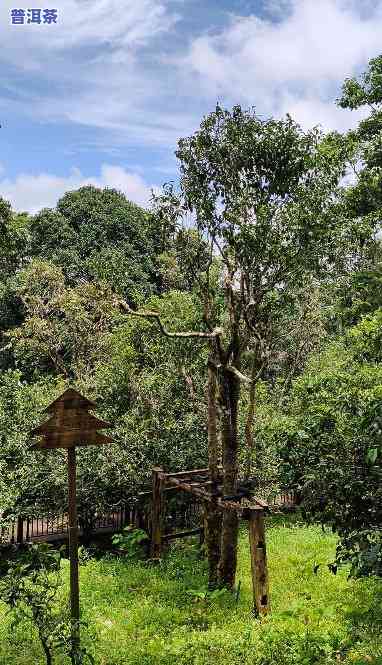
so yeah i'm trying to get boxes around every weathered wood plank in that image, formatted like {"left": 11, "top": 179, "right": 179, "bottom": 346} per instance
{"left": 165, "top": 468, "right": 211, "bottom": 478}
{"left": 248, "top": 510, "right": 270, "bottom": 616}
{"left": 43, "top": 388, "right": 96, "bottom": 413}
{"left": 165, "top": 476, "right": 212, "bottom": 500}
{"left": 151, "top": 467, "right": 165, "bottom": 558}
{"left": 162, "top": 528, "right": 202, "bottom": 541}
{"left": 32, "top": 388, "right": 112, "bottom": 450}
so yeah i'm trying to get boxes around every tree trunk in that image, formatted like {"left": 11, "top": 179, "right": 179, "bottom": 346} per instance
{"left": 38, "top": 626, "right": 53, "bottom": 665}
{"left": 207, "top": 362, "right": 219, "bottom": 484}
{"left": 244, "top": 358, "right": 260, "bottom": 480}
{"left": 244, "top": 384, "right": 256, "bottom": 481}
{"left": 219, "top": 510, "right": 239, "bottom": 589}
{"left": 41, "top": 639, "right": 52, "bottom": 665}
{"left": 218, "top": 369, "right": 240, "bottom": 589}
{"left": 206, "top": 503, "right": 222, "bottom": 589}
{"left": 206, "top": 362, "right": 222, "bottom": 588}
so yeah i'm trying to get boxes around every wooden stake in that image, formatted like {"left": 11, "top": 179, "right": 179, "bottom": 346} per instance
{"left": 67, "top": 447, "right": 80, "bottom": 660}
{"left": 248, "top": 509, "right": 270, "bottom": 616}
{"left": 16, "top": 516, "right": 24, "bottom": 544}
{"left": 151, "top": 467, "right": 164, "bottom": 558}
{"left": 31, "top": 389, "right": 114, "bottom": 663}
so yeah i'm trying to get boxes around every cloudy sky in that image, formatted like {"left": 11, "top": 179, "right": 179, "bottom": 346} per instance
{"left": 0, "top": 0, "right": 380, "bottom": 212}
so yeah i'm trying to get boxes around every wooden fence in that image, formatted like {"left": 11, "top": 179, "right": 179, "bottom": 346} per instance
{"left": 1, "top": 503, "right": 148, "bottom": 545}
{"left": 0, "top": 490, "right": 297, "bottom": 546}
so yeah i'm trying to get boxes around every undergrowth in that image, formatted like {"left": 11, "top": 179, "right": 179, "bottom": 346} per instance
{"left": 0, "top": 516, "right": 381, "bottom": 665}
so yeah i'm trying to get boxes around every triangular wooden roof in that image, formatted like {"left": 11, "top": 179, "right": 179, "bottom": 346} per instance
{"left": 32, "top": 431, "right": 113, "bottom": 450}
{"left": 43, "top": 388, "right": 96, "bottom": 413}
{"left": 32, "top": 388, "right": 113, "bottom": 450}
{"left": 31, "top": 414, "right": 112, "bottom": 437}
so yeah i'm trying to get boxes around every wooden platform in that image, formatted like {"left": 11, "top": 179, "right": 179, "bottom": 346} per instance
{"left": 162, "top": 467, "right": 268, "bottom": 513}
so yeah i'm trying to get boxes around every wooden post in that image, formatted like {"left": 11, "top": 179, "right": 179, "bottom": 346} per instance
{"left": 151, "top": 467, "right": 165, "bottom": 558}
{"left": 199, "top": 502, "right": 207, "bottom": 548}
{"left": 206, "top": 498, "right": 222, "bottom": 590}
{"left": 248, "top": 509, "right": 270, "bottom": 616}
{"left": 67, "top": 447, "right": 80, "bottom": 660}
{"left": 16, "top": 516, "right": 24, "bottom": 544}
{"left": 30, "top": 389, "right": 113, "bottom": 662}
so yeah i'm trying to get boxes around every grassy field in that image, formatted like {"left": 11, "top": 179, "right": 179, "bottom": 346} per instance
{"left": 1, "top": 515, "right": 381, "bottom": 665}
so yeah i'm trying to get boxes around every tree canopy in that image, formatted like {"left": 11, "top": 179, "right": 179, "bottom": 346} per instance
{"left": 28, "top": 185, "right": 161, "bottom": 302}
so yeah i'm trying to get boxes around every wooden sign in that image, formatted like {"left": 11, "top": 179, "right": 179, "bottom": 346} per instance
{"left": 31, "top": 388, "right": 113, "bottom": 663}
{"left": 31, "top": 388, "right": 113, "bottom": 449}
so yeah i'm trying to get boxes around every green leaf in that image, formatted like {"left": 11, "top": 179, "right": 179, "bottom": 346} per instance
{"left": 366, "top": 447, "right": 378, "bottom": 464}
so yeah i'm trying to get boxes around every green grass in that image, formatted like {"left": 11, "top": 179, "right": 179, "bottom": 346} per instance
{"left": 1, "top": 516, "right": 382, "bottom": 665}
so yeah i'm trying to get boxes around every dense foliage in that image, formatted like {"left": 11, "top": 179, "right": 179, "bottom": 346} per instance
{"left": 265, "top": 335, "right": 382, "bottom": 577}
{"left": 1, "top": 54, "right": 382, "bottom": 581}
{"left": 28, "top": 186, "right": 160, "bottom": 302}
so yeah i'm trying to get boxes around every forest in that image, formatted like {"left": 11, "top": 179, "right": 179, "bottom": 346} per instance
{"left": 0, "top": 55, "right": 382, "bottom": 665}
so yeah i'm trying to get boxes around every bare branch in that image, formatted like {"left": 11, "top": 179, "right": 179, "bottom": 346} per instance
{"left": 212, "top": 235, "right": 229, "bottom": 265}
{"left": 180, "top": 365, "right": 196, "bottom": 401}
{"left": 207, "top": 358, "right": 219, "bottom": 372}
{"left": 118, "top": 299, "right": 223, "bottom": 339}
{"left": 208, "top": 359, "right": 264, "bottom": 385}
{"left": 227, "top": 367, "right": 252, "bottom": 384}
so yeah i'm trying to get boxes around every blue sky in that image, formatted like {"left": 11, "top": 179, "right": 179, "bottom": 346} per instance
{"left": 0, "top": 0, "right": 381, "bottom": 212}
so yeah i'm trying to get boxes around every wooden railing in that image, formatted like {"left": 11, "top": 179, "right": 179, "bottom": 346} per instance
{"left": 0, "top": 490, "right": 298, "bottom": 546}
{"left": 0, "top": 502, "right": 150, "bottom": 545}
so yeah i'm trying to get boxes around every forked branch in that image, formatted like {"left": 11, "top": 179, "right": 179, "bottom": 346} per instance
{"left": 118, "top": 299, "right": 223, "bottom": 339}
{"left": 207, "top": 360, "right": 264, "bottom": 385}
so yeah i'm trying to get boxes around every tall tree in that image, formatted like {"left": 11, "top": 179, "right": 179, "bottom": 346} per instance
{"left": 120, "top": 105, "right": 358, "bottom": 588}
{"left": 5, "top": 260, "right": 117, "bottom": 382}
{"left": 0, "top": 199, "right": 27, "bottom": 280}
{"left": 28, "top": 186, "right": 159, "bottom": 303}
{"left": 0, "top": 198, "right": 29, "bottom": 370}
{"left": 334, "top": 55, "right": 382, "bottom": 327}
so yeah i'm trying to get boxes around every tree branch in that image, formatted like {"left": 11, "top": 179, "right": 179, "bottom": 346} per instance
{"left": 207, "top": 360, "right": 262, "bottom": 386}
{"left": 180, "top": 365, "right": 196, "bottom": 401}
{"left": 118, "top": 299, "right": 223, "bottom": 339}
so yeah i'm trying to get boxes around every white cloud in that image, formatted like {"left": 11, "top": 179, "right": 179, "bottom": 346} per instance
{"left": 0, "top": 0, "right": 381, "bottom": 161}
{"left": 185, "top": 0, "right": 382, "bottom": 131}
{"left": 277, "top": 93, "right": 369, "bottom": 132}
{"left": 0, "top": 0, "right": 193, "bottom": 147}
{"left": 0, "top": 165, "right": 157, "bottom": 213}
{"left": 0, "top": 0, "right": 174, "bottom": 63}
